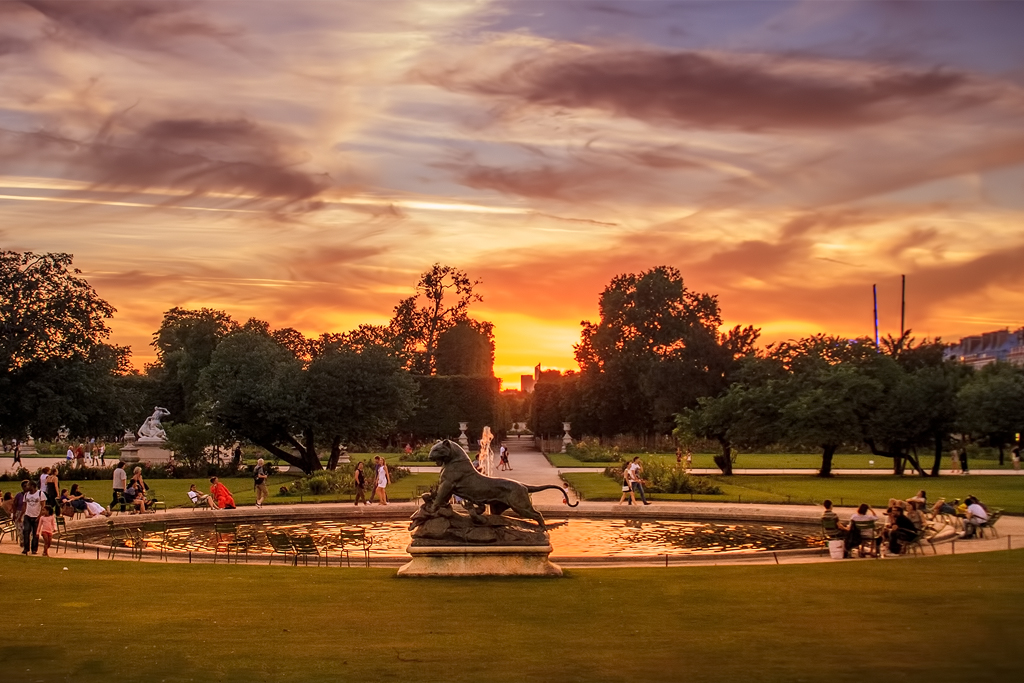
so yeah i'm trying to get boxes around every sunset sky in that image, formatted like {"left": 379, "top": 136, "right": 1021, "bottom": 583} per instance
{"left": 3, "top": 0, "right": 1024, "bottom": 389}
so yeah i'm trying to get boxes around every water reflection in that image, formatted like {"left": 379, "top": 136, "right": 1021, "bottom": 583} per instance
{"left": 89, "top": 518, "right": 821, "bottom": 558}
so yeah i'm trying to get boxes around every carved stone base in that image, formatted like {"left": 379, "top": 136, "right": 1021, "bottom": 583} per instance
{"left": 131, "top": 444, "right": 173, "bottom": 464}
{"left": 397, "top": 545, "right": 563, "bottom": 577}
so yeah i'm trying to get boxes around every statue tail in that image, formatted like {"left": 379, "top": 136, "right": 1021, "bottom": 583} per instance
{"left": 525, "top": 484, "right": 580, "bottom": 507}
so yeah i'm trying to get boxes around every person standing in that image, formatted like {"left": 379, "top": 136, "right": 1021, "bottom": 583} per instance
{"left": 375, "top": 456, "right": 389, "bottom": 506}
{"left": 99, "top": 443, "right": 106, "bottom": 466}
{"left": 685, "top": 449, "right": 693, "bottom": 472}
{"left": 21, "top": 481, "right": 43, "bottom": 555}
{"left": 37, "top": 506, "right": 56, "bottom": 556}
{"left": 12, "top": 480, "right": 29, "bottom": 529}
{"left": 11, "top": 441, "right": 21, "bottom": 467}
{"left": 627, "top": 457, "right": 650, "bottom": 505}
{"left": 353, "top": 461, "right": 368, "bottom": 506}
{"left": 44, "top": 469, "right": 59, "bottom": 513}
{"left": 111, "top": 462, "right": 127, "bottom": 513}
{"left": 1012, "top": 447, "right": 1021, "bottom": 473}
{"left": 950, "top": 448, "right": 960, "bottom": 474}
{"left": 960, "top": 448, "right": 970, "bottom": 475}
{"left": 65, "top": 446, "right": 74, "bottom": 463}
{"left": 253, "top": 458, "right": 269, "bottom": 509}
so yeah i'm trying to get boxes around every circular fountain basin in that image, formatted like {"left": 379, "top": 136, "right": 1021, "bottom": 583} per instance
{"left": 78, "top": 516, "right": 823, "bottom": 558}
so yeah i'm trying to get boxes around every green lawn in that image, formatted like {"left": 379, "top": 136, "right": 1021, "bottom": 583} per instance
{"left": 550, "top": 451, "right": 1017, "bottom": 470}
{"left": 28, "top": 473, "right": 439, "bottom": 509}
{"left": 561, "top": 472, "right": 1024, "bottom": 512}
{"left": 0, "top": 550, "right": 1021, "bottom": 681}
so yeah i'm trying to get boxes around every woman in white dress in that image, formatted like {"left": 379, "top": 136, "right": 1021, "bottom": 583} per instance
{"left": 375, "top": 456, "right": 390, "bottom": 506}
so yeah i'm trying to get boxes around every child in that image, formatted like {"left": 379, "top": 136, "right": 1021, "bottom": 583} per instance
{"left": 37, "top": 505, "right": 57, "bottom": 557}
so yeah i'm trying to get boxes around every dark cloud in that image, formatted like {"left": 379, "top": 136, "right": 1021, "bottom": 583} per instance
{"left": 0, "top": 115, "right": 330, "bottom": 212}
{"left": 427, "top": 48, "right": 985, "bottom": 131}
{"left": 19, "top": 0, "right": 238, "bottom": 51}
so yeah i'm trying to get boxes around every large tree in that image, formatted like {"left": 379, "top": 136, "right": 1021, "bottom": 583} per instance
{"left": 957, "top": 362, "right": 1024, "bottom": 464}
{"left": 576, "top": 266, "right": 758, "bottom": 437}
{"left": 388, "top": 264, "right": 481, "bottom": 375}
{"left": 200, "top": 329, "right": 417, "bottom": 474}
{"left": 0, "top": 251, "right": 134, "bottom": 440}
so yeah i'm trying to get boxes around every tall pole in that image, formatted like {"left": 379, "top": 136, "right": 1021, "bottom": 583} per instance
{"left": 873, "top": 284, "right": 879, "bottom": 347}
{"left": 900, "top": 274, "right": 906, "bottom": 340}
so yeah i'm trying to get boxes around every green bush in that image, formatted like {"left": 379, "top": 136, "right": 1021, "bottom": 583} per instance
{"left": 566, "top": 439, "right": 622, "bottom": 463}
{"left": 400, "top": 445, "right": 436, "bottom": 462}
{"left": 604, "top": 459, "right": 722, "bottom": 495}
{"left": 284, "top": 462, "right": 411, "bottom": 496}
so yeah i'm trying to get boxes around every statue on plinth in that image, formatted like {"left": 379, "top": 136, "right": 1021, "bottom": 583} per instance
{"left": 400, "top": 440, "right": 576, "bottom": 575}
{"left": 137, "top": 407, "right": 170, "bottom": 442}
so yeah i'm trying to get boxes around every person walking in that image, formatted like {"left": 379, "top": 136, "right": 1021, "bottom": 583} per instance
{"left": 617, "top": 466, "right": 639, "bottom": 506}
{"left": 21, "top": 481, "right": 43, "bottom": 555}
{"left": 111, "top": 462, "right": 127, "bottom": 513}
{"left": 11, "top": 441, "right": 21, "bottom": 467}
{"left": 627, "top": 457, "right": 650, "bottom": 505}
{"left": 950, "top": 448, "right": 960, "bottom": 474}
{"left": 374, "top": 456, "right": 390, "bottom": 506}
{"left": 353, "top": 461, "right": 368, "bottom": 506}
{"left": 960, "top": 448, "right": 970, "bottom": 475}
{"left": 253, "top": 458, "right": 269, "bottom": 509}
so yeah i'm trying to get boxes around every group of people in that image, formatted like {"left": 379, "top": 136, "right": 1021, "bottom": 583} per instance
{"left": 352, "top": 456, "right": 391, "bottom": 506}
{"left": 110, "top": 462, "right": 158, "bottom": 513}
{"left": 64, "top": 441, "right": 107, "bottom": 467}
{"left": 3, "top": 474, "right": 111, "bottom": 556}
{"left": 822, "top": 489, "right": 994, "bottom": 557}
{"left": 618, "top": 456, "right": 651, "bottom": 506}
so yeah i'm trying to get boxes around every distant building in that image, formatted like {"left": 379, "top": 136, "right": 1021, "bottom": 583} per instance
{"left": 945, "top": 327, "right": 1024, "bottom": 368}
{"left": 520, "top": 375, "right": 536, "bottom": 393}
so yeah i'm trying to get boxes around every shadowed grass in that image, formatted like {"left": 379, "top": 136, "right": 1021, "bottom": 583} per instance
{"left": 549, "top": 452, "right": 1016, "bottom": 470}
{"left": 0, "top": 551, "right": 1021, "bottom": 682}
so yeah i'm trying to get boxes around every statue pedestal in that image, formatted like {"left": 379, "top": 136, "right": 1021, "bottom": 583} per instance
{"left": 397, "top": 545, "right": 562, "bottom": 577}
{"left": 123, "top": 438, "right": 172, "bottom": 464}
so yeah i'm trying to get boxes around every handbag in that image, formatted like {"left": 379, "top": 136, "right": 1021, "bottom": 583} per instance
{"left": 621, "top": 481, "right": 630, "bottom": 492}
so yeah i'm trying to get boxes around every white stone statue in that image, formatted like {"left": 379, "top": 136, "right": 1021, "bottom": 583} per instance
{"left": 138, "top": 406, "right": 170, "bottom": 441}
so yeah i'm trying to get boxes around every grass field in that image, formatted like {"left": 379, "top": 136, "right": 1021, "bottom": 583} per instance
{"left": 1, "top": 550, "right": 1021, "bottom": 682}
{"left": 0, "top": 473, "right": 439, "bottom": 509}
{"left": 548, "top": 451, "right": 1016, "bottom": 470}
{"left": 561, "top": 472, "right": 1024, "bottom": 513}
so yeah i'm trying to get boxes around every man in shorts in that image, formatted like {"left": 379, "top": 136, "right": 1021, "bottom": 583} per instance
{"left": 253, "top": 458, "right": 269, "bottom": 509}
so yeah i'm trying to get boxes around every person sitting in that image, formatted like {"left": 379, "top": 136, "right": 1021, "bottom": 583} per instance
{"left": 907, "top": 489, "right": 926, "bottom": 506}
{"left": 188, "top": 484, "right": 218, "bottom": 509}
{"left": 209, "top": 477, "right": 236, "bottom": 510}
{"left": 68, "top": 484, "right": 110, "bottom": 518}
{"left": 1, "top": 492, "right": 13, "bottom": 516}
{"left": 123, "top": 483, "right": 147, "bottom": 514}
{"left": 884, "top": 507, "right": 919, "bottom": 554}
{"left": 931, "top": 497, "right": 957, "bottom": 517}
{"left": 905, "top": 501, "right": 927, "bottom": 530}
{"left": 960, "top": 496, "right": 989, "bottom": 538}
{"left": 821, "top": 499, "right": 848, "bottom": 539}
{"left": 846, "top": 503, "right": 880, "bottom": 555}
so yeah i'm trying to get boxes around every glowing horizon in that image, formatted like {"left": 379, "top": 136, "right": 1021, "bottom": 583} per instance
{"left": 3, "top": 1, "right": 1023, "bottom": 390}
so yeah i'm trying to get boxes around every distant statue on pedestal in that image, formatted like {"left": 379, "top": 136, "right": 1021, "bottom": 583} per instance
{"left": 138, "top": 407, "right": 170, "bottom": 442}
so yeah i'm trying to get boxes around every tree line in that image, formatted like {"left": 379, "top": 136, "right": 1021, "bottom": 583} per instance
{"left": 1, "top": 253, "right": 498, "bottom": 473}
{"left": 530, "top": 266, "right": 1024, "bottom": 477}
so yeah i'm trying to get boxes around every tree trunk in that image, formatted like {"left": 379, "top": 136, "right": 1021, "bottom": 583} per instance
{"left": 713, "top": 438, "right": 733, "bottom": 475}
{"left": 931, "top": 435, "right": 943, "bottom": 477}
{"left": 905, "top": 447, "right": 927, "bottom": 477}
{"left": 818, "top": 444, "right": 837, "bottom": 477}
{"left": 998, "top": 444, "right": 1005, "bottom": 466}
{"left": 893, "top": 453, "right": 904, "bottom": 475}
{"left": 327, "top": 435, "right": 343, "bottom": 470}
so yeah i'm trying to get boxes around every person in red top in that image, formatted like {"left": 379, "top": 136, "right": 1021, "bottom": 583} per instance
{"left": 209, "top": 477, "right": 236, "bottom": 509}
